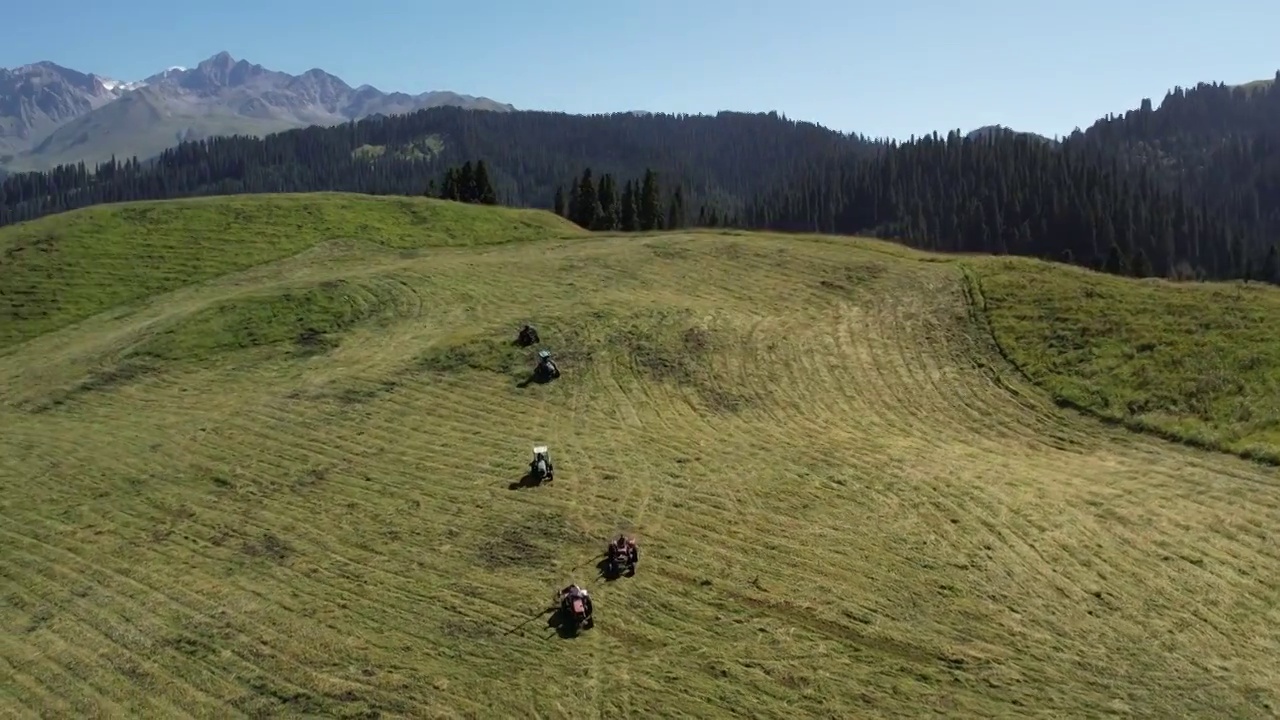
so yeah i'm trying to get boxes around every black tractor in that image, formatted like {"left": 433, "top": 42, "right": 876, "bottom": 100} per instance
{"left": 529, "top": 445, "right": 554, "bottom": 482}
{"left": 533, "top": 349, "right": 561, "bottom": 382}
{"left": 516, "top": 324, "right": 540, "bottom": 347}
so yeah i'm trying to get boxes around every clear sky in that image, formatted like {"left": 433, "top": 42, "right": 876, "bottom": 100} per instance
{"left": 4, "top": 0, "right": 1276, "bottom": 141}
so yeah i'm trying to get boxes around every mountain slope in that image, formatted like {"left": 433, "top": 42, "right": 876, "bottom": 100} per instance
{"left": 1, "top": 194, "right": 1278, "bottom": 717}
{"left": 21, "top": 86, "right": 313, "bottom": 169}
{"left": 0, "top": 52, "right": 512, "bottom": 172}
{"left": 0, "top": 61, "right": 132, "bottom": 161}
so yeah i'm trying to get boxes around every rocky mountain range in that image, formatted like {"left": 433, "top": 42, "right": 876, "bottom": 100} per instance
{"left": 0, "top": 51, "right": 513, "bottom": 173}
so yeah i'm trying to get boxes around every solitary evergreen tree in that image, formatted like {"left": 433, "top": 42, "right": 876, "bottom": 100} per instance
{"left": 1266, "top": 244, "right": 1280, "bottom": 285}
{"left": 568, "top": 172, "right": 583, "bottom": 224}
{"left": 457, "top": 161, "right": 477, "bottom": 202}
{"left": 597, "top": 173, "right": 618, "bottom": 230}
{"left": 574, "top": 168, "right": 600, "bottom": 230}
{"left": 666, "top": 186, "right": 685, "bottom": 230}
{"left": 474, "top": 160, "right": 498, "bottom": 204}
{"left": 553, "top": 185, "right": 565, "bottom": 216}
{"left": 638, "top": 169, "right": 661, "bottom": 231}
{"left": 620, "top": 180, "right": 638, "bottom": 231}
{"left": 439, "top": 168, "right": 460, "bottom": 200}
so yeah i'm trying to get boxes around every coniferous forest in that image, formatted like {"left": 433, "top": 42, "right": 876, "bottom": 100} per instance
{"left": 2, "top": 74, "right": 1279, "bottom": 284}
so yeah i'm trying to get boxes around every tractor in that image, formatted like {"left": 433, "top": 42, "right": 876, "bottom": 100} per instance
{"left": 529, "top": 445, "right": 554, "bottom": 482}
{"left": 556, "top": 584, "right": 594, "bottom": 629}
{"left": 516, "top": 324, "right": 540, "bottom": 347}
{"left": 604, "top": 535, "right": 638, "bottom": 577}
{"left": 533, "top": 349, "right": 561, "bottom": 382}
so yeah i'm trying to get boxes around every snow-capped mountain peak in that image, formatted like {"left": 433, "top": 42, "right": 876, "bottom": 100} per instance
{"left": 96, "top": 76, "right": 146, "bottom": 94}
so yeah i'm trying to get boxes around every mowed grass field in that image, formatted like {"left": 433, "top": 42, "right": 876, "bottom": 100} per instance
{"left": 2, "top": 195, "right": 1279, "bottom": 719}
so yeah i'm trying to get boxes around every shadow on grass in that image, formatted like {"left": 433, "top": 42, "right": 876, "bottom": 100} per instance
{"left": 595, "top": 555, "right": 635, "bottom": 582}
{"left": 516, "top": 372, "right": 556, "bottom": 389}
{"left": 546, "top": 606, "right": 592, "bottom": 639}
{"left": 502, "top": 605, "right": 556, "bottom": 637}
{"left": 507, "top": 471, "right": 549, "bottom": 491}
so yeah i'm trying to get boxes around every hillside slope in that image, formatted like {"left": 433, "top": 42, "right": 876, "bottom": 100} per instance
{"left": 0, "top": 193, "right": 586, "bottom": 349}
{"left": 1, "top": 196, "right": 1278, "bottom": 718}
{"left": 972, "top": 258, "right": 1280, "bottom": 463}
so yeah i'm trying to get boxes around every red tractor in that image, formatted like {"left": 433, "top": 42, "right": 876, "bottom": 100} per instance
{"left": 605, "top": 535, "right": 638, "bottom": 577}
{"left": 556, "top": 584, "right": 594, "bottom": 629}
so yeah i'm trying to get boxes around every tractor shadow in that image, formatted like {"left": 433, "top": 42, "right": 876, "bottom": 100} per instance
{"left": 503, "top": 605, "right": 556, "bottom": 637}
{"left": 516, "top": 373, "right": 555, "bottom": 389}
{"left": 545, "top": 606, "right": 590, "bottom": 639}
{"left": 508, "top": 471, "right": 548, "bottom": 491}
{"left": 595, "top": 556, "right": 636, "bottom": 582}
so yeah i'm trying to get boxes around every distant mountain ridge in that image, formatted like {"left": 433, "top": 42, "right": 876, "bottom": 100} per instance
{"left": 0, "top": 51, "right": 513, "bottom": 172}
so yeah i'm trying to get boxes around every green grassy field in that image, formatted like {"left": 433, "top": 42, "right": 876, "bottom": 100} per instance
{"left": 2, "top": 195, "right": 1279, "bottom": 719}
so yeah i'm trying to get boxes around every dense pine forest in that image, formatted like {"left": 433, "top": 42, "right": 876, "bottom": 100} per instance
{"left": 2, "top": 74, "right": 1278, "bottom": 283}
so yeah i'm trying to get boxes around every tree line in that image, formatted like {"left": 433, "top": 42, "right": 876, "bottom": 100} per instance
{"left": 1, "top": 76, "right": 1278, "bottom": 284}
{"left": 0, "top": 107, "right": 860, "bottom": 229}
{"left": 433, "top": 160, "right": 727, "bottom": 233}
{"left": 429, "top": 159, "right": 498, "bottom": 204}
{"left": 745, "top": 129, "right": 1280, "bottom": 283}
{"left": 552, "top": 167, "right": 732, "bottom": 231}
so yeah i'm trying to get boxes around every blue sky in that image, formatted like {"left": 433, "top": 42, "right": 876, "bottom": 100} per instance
{"left": 4, "top": 0, "right": 1276, "bottom": 140}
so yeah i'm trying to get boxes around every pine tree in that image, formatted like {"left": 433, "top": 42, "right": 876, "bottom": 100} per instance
{"left": 1266, "top": 244, "right": 1280, "bottom": 285}
{"left": 439, "top": 168, "right": 460, "bottom": 200}
{"left": 1103, "top": 242, "right": 1126, "bottom": 275}
{"left": 620, "top": 180, "right": 638, "bottom": 231}
{"left": 474, "top": 160, "right": 498, "bottom": 204}
{"left": 597, "top": 173, "right": 618, "bottom": 230}
{"left": 1128, "top": 247, "right": 1154, "bottom": 278}
{"left": 567, "top": 173, "right": 581, "bottom": 223}
{"left": 638, "top": 169, "right": 661, "bottom": 231}
{"left": 553, "top": 185, "right": 566, "bottom": 217}
{"left": 574, "top": 168, "right": 600, "bottom": 230}
{"left": 458, "top": 161, "right": 477, "bottom": 202}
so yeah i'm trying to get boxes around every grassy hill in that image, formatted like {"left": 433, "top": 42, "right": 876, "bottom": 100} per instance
{"left": 0, "top": 193, "right": 584, "bottom": 350}
{"left": 2, "top": 195, "right": 1279, "bottom": 718}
